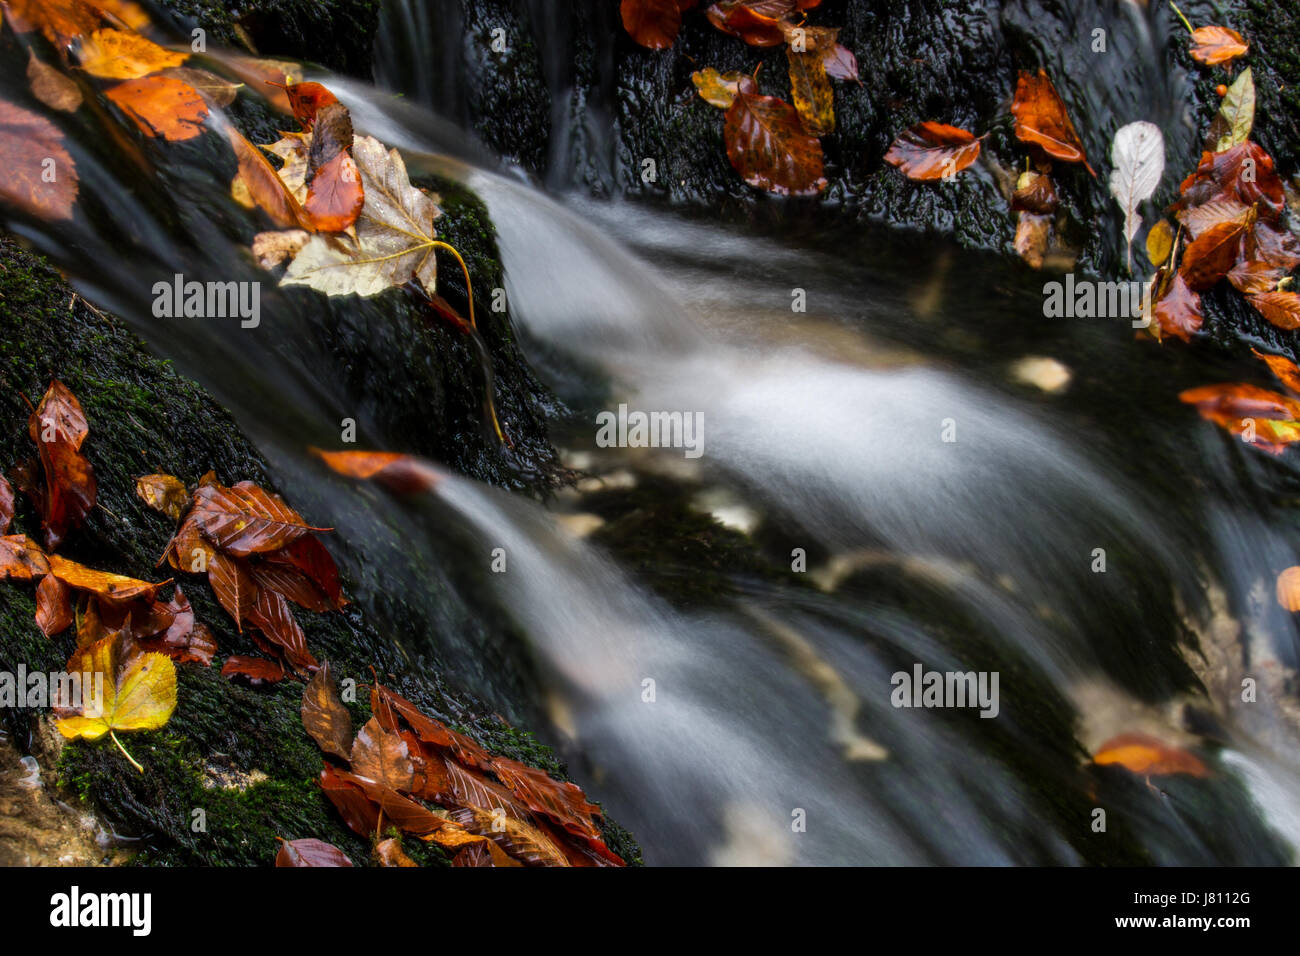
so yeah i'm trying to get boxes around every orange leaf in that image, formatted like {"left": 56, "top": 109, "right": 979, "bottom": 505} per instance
{"left": 1093, "top": 733, "right": 1209, "bottom": 778}
{"left": 106, "top": 75, "right": 208, "bottom": 141}
{"left": 350, "top": 716, "right": 416, "bottom": 792}
{"left": 620, "top": 0, "right": 687, "bottom": 49}
{"left": 884, "top": 122, "right": 981, "bottom": 182}
{"left": 375, "top": 837, "right": 418, "bottom": 867}
{"left": 221, "top": 653, "right": 286, "bottom": 685}
{"left": 226, "top": 127, "right": 310, "bottom": 230}
{"left": 47, "top": 554, "right": 161, "bottom": 605}
{"left": 1179, "top": 382, "right": 1300, "bottom": 454}
{"left": 305, "top": 151, "right": 363, "bottom": 232}
{"left": 77, "top": 28, "right": 186, "bottom": 79}
{"left": 1178, "top": 218, "right": 1249, "bottom": 290}
{"left": 35, "top": 573, "right": 73, "bottom": 636}
{"left": 707, "top": 1, "right": 789, "bottom": 47}
{"left": 0, "top": 99, "right": 79, "bottom": 220}
{"left": 1252, "top": 349, "right": 1300, "bottom": 394}
{"left": 1189, "top": 25, "right": 1249, "bottom": 67}
{"left": 312, "top": 448, "right": 443, "bottom": 494}
{"left": 206, "top": 550, "right": 257, "bottom": 628}
{"left": 1248, "top": 291, "right": 1300, "bottom": 331}
{"left": 191, "top": 480, "right": 328, "bottom": 556}
{"left": 724, "top": 91, "right": 827, "bottom": 196}
{"left": 2, "top": 0, "right": 100, "bottom": 47}
{"left": 1276, "top": 566, "right": 1300, "bottom": 612}
{"left": 0, "top": 534, "right": 50, "bottom": 581}
{"left": 136, "top": 585, "right": 216, "bottom": 665}
{"left": 1011, "top": 69, "right": 1094, "bottom": 176}
{"left": 300, "top": 661, "right": 353, "bottom": 760}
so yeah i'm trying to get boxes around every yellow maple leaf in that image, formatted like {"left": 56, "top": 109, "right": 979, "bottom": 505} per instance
{"left": 55, "top": 631, "right": 177, "bottom": 772}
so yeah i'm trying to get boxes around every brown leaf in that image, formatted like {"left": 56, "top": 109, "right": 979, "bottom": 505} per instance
{"left": 451, "top": 841, "right": 524, "bottom": 867}
{"left": 351, "top": 716, "right": 416, "bottom": 792}
{"left": 1179, "top": 382, "right": 1300, "bottom": 454}
{"left": 491, "top": 755, "right": 605, "bottom": 843}
{"left": 275, "top": 837, "right": 353, "bottom": 867}
{"left": 135, "top": 473, "right": 188, "bottom": 522}
{"left": 137, "top": 585, "right": 216, "bottom": 665}
{"left": 1011, "top": 169, "right": 1058, "bottom": 215}
{"left": 884, "top": 122, "right": 981, "bottom": 181}
{"left": 442, "top": 760, "right": 534, "bottom": 826}
{"left": 1248, "top": 291, "right": 1300, "bottom": 331}
{"left": 0, "top": 534, "right": 50, "bottom": 581}
{"left": 1176, "top": 197, "right": 1253, "bottom": 239}
{"left": 312, "top": 448, "right": 442, "bottom": 494}
{"left": 106, "top": 75, "right": 208, "bottom": 141}
{"left": 620, "top": 0, "right": 687, "bottom": 49}
{"left": 1253, "top": 221, "right": 1300, "bottom": 270}
{"left": 371, "top": 682, "right": 453, "bottom": 748}
{"left": 707, "top": 1, "right": 789, "bottom": 47}
{"left": 375, "top": 837, "right": 418, "bottom": 867}
{"left": 1180, "top": 142, "right": 1284, "bottom": 219}
{"left": 1011, "top": 69, "right": 1095, "bottom": 176}
{"left": 1093, "top": 733, "right": 1209, "bottom": 778}
{"left": 226, "top": 127, "right": 310, "bottom": 230}
{"left": 207, "top": 551, "right": 257, "bottom": 628}
{"left": 191, "top": 481, "right": 328, "bottom": 556}
{"left": 1189, "top": 25, "right": 1249, "bottom": 67}
{"left": 447, "top": 805, "right": 570, "bottom": 867}
{"left": 246, "top": 585, "right": 316, "bottom": 676}
{"left": 301, "top": 661, "right": 353, "bottom": 761}
{"left": 304, "top": 103, "right": 362, "bottom": 232}
{"left": 1228, "top": 260, "right": 1286, "bottom": 295}
{"left": 263, "top": 535, "right": 345, "bottom": 609}
{"left": 35, "top": 573, "right": 73, "bottom": 636}
{"left": 1014, "top": 212, "right": 1052, "bottom": 270}
{"left": 0, "top": 99, "right": 79, "bottom": 221}
{"left": 1179, "top": 218, "right": 1249, "bottom": 290}
{"left": 47, "top": 554, "right": 161, "bottom": 605}
{"left": 220, "top": 653, "right": 286, "bottom": 685}
{"left": 1151, "top": 273, "right": 1204, "bottom": 343}
{"left": 249, "top": 561, "right": 333, "bottom": 613}
{"left": 333, "top": 768, "right": 449, "bottom": 838}
{"left": 0, "top": 475, "right": 13, "bottom": 535}
{"left": 786, "top": 50, "right": 834, "bottom": 135}
{"left": 319, "top": 763, "right": 380, "bottom": 836}
{"left": 27, "top": 50, "right": 82, "bottom": 112}
{"left": 724, "top": 90, "right": 827, "bottom": 196}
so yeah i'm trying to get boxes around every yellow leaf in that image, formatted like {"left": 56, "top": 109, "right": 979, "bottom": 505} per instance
{"left": 1145, "top": 220, "right": 1175, "bottom": 267}
{"left": 55, "top": 630, "right": 176, "bottom": 771}
{"left": 135, "top": 473, "right": 188, "bottom": 521}
{"left": 78, "top": 28, "right": 187, "bottom": 80}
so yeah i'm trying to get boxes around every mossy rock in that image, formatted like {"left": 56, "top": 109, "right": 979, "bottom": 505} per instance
{"left": 0, "top": 236, "right": 639, "bottom": 866}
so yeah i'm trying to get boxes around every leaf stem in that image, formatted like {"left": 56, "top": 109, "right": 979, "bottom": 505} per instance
{"left": 110, "top": 730, "right": 145, "bottom": 774}
{"left": 1169, "top": 2, "right": 1194, "bottom": 35}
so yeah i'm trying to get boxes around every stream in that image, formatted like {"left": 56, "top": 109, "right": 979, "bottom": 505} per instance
{"left": 4, "top": 0, "right": 1299, "bottom": 865}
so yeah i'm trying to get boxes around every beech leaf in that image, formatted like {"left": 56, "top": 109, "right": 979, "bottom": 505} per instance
{"left": 884, "top": 122, "right": 981, "bottom": 182}
{"left": 1108, "top": 121, "right": 1165, "bottom": 272}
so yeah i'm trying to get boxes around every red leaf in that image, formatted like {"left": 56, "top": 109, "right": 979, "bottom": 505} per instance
{"left": 0, "top": 475, "right": 13, "bottom": 535}
{"left": 1011, "top": 69, "right": 1094, "bottom": 176}
{"left": 265, "top": 534, "right": 346, "bottom": 610}
{"left": 275, "top": 837, "right": 353, "bottom": 867}
{"left": 312, "top": 448, "right": 442, "bottom": 494}
{"left": 1151, "top": 273, "right": 1204, "bottom": 342}
{"left": 207, "top": 551, "right": 257, "bottom": 629}
{"left": 220, "top": 654, "right": 286, "bottom": 685}
{"left": 724, "top": 91, "right": 827, "bottom": 196}
{"left": 1178, "top": 218, "right": 1250, "bottom": 291}
{"left": 35, "top": 573, "right": 73, "bottom": 636}
{"left": 621, "top": 0, "right": 686, "bottom": 50}
{"left": 884, "top": 122, "right": 982, "bottom": 181}
{"left": 246, "top": 585, "right": 317, "bottom": 676}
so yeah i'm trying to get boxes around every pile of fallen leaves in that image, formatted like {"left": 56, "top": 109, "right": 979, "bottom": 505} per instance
{"left": 286, "top": 665, "right": 624, "bottom": 867}
{"left": 624, "top": 0, "right": 859, "bottom": 196}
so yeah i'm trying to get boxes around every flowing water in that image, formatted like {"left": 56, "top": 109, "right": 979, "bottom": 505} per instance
{"left": 4, "top": 0, "right": 1300, "bottom": 864}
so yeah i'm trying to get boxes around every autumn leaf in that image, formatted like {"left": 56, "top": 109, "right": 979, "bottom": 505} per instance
{"left": 620, "top": 0, "right": 688, "bottom": 50}
{"left": 221, "top": 654, "right": 286, "bottom": 685}
{"left": 55, "top": 629, "right": 177, "bottom": 773}
{"left": 27, "top": 50, "right": 83, "bottom": 112}
{"left": 312, "top": 448, "right": 443, "bottom": 494}
{"left": 1109, "top": 121, "right": 1164, "bottom": 273}
{"left": 371, "top": 682, "right": 453, "bottom": 749}
{"left": 1180, "top": 382, "right": 1300, "bottom": 454}
{"left": 1253, "top": 221, "right": 1300, "bottom": 270}
{"left": 262, "top": 135, "right": 442, "bottom": 297}
{"left": 1011, "top": 168, "right": 1058, "bottom": 215}
{"left": 250, "top": 562, "right": 332, "bottom": 613}
{"left": 707, "top": 0, "right": 788, "bottom": 47}
{"left": 884, "top": 122, "right": 981, "bottom": 182}
{"left": 1210, "top": 67, "right": 1254, "bottom": 152}
{"left": 1093, "top": 733, "right": 1209, "bottom": 778}
{"left": 0, "top": 534, "right": 50, "bottom": 581}
{"left": 724, "top": 90, "right": 827, "bottom": 196}
{"left": 351, "top": 716, "right": 416, "bottom": 792}
{"left": 491, "top": 755, "right": 605, "bottom": 843}
{"left": 786, "top": 50, "right": 834, "bottom": 135}
{"left": 1276, "top": 566, "right": 1300, "bottom": 611}
{"left": 226, "top": 128, "right": 311, "bottom": 230}
{"left": 301, "top": 662, "right": 353, "bottom": 761}
{"left": 77, "top": 28, "right": 187, "bottom": 79}
{"left": 1151, "top": 273, "right": 1203, "bottom": 342}
{"left": 1146, "top": 220, "right": 1175, "bottom": 267}
{"left": 692, "top": 67, "right": 751, "bottom": 109}
{"left": 0, "top": 99, "right": 79, "bottom": 220}
{"left": 191, "top": 481, "right": 328, "bottom": 556}
{"left": 135, "top": 473, "right": 188, "bottom": 522}
{"left": 1253, "top": 349, "right": 1300, "bottom": 394}
{"left": 319, "top": 764, "right": 380, "bottom": 836}
{"left": 136, "top": 586, "right": 216, "bottom": 665}
{"left": 247, "top": 585, "right": 317, "bottom": 676}
{"left": 448, "top": 805, "right": 570, "bottom": 866}
{"left": 1189, "top": 25, "right": 1249, "bottom": 67}
{"left": 375, "top": 838, "right": 418, "bottom": 867}
{"left": 1178, "top": 218, "right": 1250, "bottom": 290}
{"left": 1176, "top": 197, "right": 1253, "bottom": 239}
{"left": 303, "top": 102, "right": 363, "bottom": 232}
{"left": 157, "top": 67, "right": 240, "bottom": 107}
{"left": 36, "top": 573, "right": 73, "bottom": 636}
{"left": 1247, "top": 291, "right": 1300, "bottom": 331}
{"left": 47, "top": 554, "right": 161, "bottom": 605}
{"left": 272, "top": 80, "right": 339, "bottom": 129}
{"left": 106, "top": 75, "right": 208, "bottom": 141}
{"left": 1014, "top": 212, "right": 1052, "bottom": 270}
{"left": 1011, "top": 69, "right": 1095, "bottom": 176}
{"left": 452, "top": 841, "right": 523, "bottom": 867}
{"left": 264, "top": 535, "right": 346, "bottom": 609}
{"left": 0, "top": 475, "right": 12, "bottom": 535}
{"left": 28, "top": 382, "right": 97, "bottom": 551}
{"left": 275, "top": 837, "right": 353, "bottom": 867}
{"left": 1229, "top": 261, "right": 1286, "bottom": 295}
{"left": 2, "top": 0, "right": 100, "bottom": 48}
{"left": 1180, "top": 141, "right": 1283, "bottom": 218}
{"left": 206, "top": 550, "right": 256, "bottom": 627}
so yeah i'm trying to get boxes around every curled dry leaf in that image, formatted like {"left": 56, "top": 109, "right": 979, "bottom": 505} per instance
{"left": 275, "top": 837, "right": 353, "bottom": 867}
{"left": 1092, "top": 733, "right": 1209, "bottom": 778}
{"left": 312, "top": 448, "right": 443, "bottom": 494}
{"left": 135, "top": 473, "right": 188, "bottom": 522}
{"left": 47, "top": 554, "right": 161, "bottom": 605}
{"left": 106, "top": 75, "right": 208, "bottom": 141}
{"left": 1276, "top": 566, "right": 1300, "bottom": 612}
{"left": 1189, "top": 25, "right": 1249, "bottom": 67}
{"left": 227, "top": 128, "right": 310, "bottom": 230}
{"left": 724, "top": 90, "right": 827, "bottom": 196}
{"left": 0, "top": 99, "right": 79, "bottom": 220}
{"left": 1011, "top": 69, "right": 1095, "bottom": 176}
{"left": 301, "top": 662, "right": 353, "bottom": 760}
{"left": 1248, "top": 291, "right": 1300, "bottom": 331}
{"left": 375, "top": 838, "right": 418, "bottom": 867}
{"left": 77, "top": 28, "right": 186, "bottom": 79}
{"left": 35, "top": 573, "right": 74, "bottom": 636}
{"left": 27, "top": 50, "right": 83, "bottom": 112}
{"left": 884, "top": 122, "right": 981, "bottom": 182}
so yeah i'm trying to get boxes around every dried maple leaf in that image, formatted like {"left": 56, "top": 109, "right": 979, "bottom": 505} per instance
{"left": 1189, "top": 25, "right": 1249, "bottom": 67}
{"left": 312, "top": 448, "right": 443, "bottom": 494}
{"left": 106, "top": 75, "right": 208, "bottom": 141}
{"left": 135, "top": 473, "right": 188, "bottom": 522}
{"left": 1248, "top": 291, "right": 1300, "bottom": 331}
{"left": 191, "top": 481, "right": 327, "bottom": 556}
{"left": 36, "top": 573, "right": 73, "bottom": 636}
{"left": 301, "top": 662, "right": 353, "bottom": 761}
{"left": 261, "top": 135, "right": 442, "bottom": 297}
{"left": 0, "top": 99, "right": 79, "bottom": 220}
{"left": 724, "top": 89, "right": 827, "bottom": 196}
{"left": 77, "top": 27, "right": 186, "bottom": 79}
{"left": 884, "top": 122, "right": 981, "bottom": 181}
{"left": 275, "top": 837, "right": 353, "bottom": 867}
{"left": 55, "top": 629, "right": 177, "bottom": 773}
{"left": 1093, "top": 733, "right": 1209, "bottom": 778}
{"left": 1011, "top": 69, "right": 1095, "bottom": 176}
